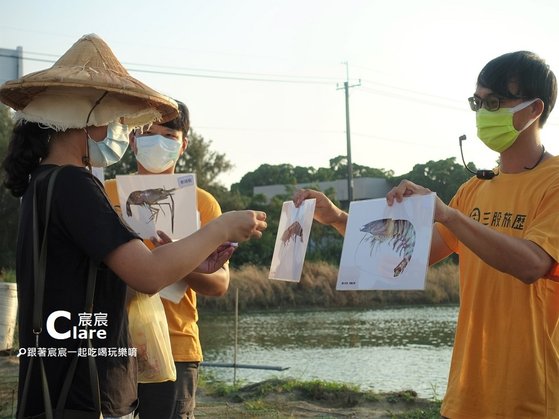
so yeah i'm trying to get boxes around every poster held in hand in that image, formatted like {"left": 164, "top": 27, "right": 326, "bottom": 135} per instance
{"left": 116, "top": 173, "right": 198, "bottom": 241}
{"left": 337, "top": 193, "right": 436, "bottom": 291}
{"left": 116, "top": 173, "right": 198, "bottom": 302}
{"left": 269, "top": 199, "right": 316, "bottom": 282}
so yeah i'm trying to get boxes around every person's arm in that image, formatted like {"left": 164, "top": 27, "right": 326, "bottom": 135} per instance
{"left": 293, "top": 189, "right": 348, "bottom": 236}
{"left": 186, "top": 266, "right": 230, "bottom": 296}
{"left": 148, "top": 230, "right": 233, "bottom": 296}
{"left": 387, "top": 179, "right": 554, "bottom": 284}
{"left": 104, "top": 210, "right": 266, "bottom": 294}
{"left": 429, "top": 226, "right": 453, "bottom": 265}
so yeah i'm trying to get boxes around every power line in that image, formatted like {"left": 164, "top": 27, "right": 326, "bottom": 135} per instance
{"left": 0, "top": 51, "right": 474, "bottom": 109}
{"left": 0, "top": 52, "right": 335, "bottom": 85}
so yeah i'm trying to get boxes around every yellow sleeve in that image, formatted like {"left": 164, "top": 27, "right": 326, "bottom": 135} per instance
{"left": 103, "top": 178, "right": 122, "bottom": 217}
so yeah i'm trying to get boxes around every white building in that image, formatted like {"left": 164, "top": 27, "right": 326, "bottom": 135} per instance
{"left": 253, "top": 177, "right": 391, "bottom": 202}
{"left": 0, "top": 47, "right": 23, "bottom": 85}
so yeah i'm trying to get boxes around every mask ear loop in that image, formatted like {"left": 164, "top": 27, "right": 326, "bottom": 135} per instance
{"left": 512, "top": 98, "right": 542, "bottom": 147}
{"left": 82, "top": 91, "right": 109, "bottom": 170}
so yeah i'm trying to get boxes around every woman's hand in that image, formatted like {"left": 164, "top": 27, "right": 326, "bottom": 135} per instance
{"left": 216, "top": 210, "right": 268, "bottom": 242}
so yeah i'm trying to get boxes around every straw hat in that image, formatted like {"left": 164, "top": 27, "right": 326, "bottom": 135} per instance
{"left": 0, "top": 33, "right": 178, "bottom": 130}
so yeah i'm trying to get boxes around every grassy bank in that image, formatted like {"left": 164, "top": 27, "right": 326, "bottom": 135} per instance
{"left": 0, "top": 355, "right": 442, "bottom": 418}
{"left": 198, "top": 261, "right": 459, "bottom": 311}
{"left": 197, "top": 375, "right": 442, "bottom": 418}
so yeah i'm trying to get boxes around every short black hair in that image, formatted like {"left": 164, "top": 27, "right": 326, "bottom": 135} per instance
{"left": 161, "top": 99, "right": 190, "bottom": 137}
{"left": 477, "top": 51, "right": 557, "bottom": 126}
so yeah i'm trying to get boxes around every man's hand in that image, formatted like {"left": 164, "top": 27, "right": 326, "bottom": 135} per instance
{"left": 386, "top": 179, "right": 451, "bottom": 223}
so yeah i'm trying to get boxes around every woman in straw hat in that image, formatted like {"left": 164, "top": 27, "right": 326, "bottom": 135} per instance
{"left": 1, "top": 34, "right": 267, "bottom": 419}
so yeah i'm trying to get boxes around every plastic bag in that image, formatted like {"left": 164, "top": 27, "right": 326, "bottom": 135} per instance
{"left": 128, "top": 292, "right": 176, "bottom": 383}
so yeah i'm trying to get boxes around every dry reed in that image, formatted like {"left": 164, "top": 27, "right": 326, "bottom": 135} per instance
{"left": 198, "top": 262, "right": 459, "bottom": 311}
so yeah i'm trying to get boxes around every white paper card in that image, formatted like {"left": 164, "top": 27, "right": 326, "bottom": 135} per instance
{"left": 116, "top": 174, "right": 198, "bottom": 241}
{"left": 269, "top": 199, "right": 316, "bottom": 282}
{"left": 337, "top": 193, "right": 436, "bottom": 291}
{"left": 158, "top": 279, "right": 189, "bottom": 304}
{"left": 116, "top": 174, "right": 198, "bottom": 302}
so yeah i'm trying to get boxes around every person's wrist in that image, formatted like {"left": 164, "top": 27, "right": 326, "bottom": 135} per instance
{"left": 336, "top": 210, "right": 348, "bottom": 224}
{"left": 207, "top": 216, "right": 230, "bottom": 243}
{"left": 439, "top": 206, "right": 456, "bottom": 226}
{"left": 331, "top": 211, "right": 348, "bottom": 233}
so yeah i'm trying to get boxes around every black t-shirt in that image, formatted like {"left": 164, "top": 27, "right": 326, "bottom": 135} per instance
{"left": 16, "top": 165, "right": 139, "bottom": 417}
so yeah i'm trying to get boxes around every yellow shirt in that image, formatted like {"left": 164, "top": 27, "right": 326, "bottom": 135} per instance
{"left": 437, "top": 157, "right": 559, "bottom": 419}
{"left": 104, "top": 178, "right": 222, "bottom": 362}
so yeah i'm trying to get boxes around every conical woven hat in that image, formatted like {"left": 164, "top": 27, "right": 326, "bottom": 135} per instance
{"left": 0, "top": 33, "right": 178, "bottom": 129}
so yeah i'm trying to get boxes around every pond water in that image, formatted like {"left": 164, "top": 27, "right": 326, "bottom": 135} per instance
{"left": 198, "top": 304, "right": 458, "bottom": 399}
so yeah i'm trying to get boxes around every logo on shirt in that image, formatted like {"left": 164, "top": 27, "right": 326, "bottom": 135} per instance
{"left": 469, "top": 208, "right": 527, "bottom": 230}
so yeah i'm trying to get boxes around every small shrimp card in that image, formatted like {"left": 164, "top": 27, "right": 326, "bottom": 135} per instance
{"left": 269, "top": 199, "right": 316, "bottom": 282}
{"left": 337, "top": 193, "right": 436, "bottom": 291}
{"left": 115, "top": 174, "right": 199, "bottom": 241}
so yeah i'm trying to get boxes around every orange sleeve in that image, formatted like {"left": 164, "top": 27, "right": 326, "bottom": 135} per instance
{"left": 545, "top": 263, "right": 559, "bottom": 282}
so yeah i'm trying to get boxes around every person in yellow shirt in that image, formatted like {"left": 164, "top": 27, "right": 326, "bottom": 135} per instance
{"left": 294, "top": 51, "right": 559, "bottom": 418}
{"left": 105, "top": 100, "right": 229, "bottom": 419}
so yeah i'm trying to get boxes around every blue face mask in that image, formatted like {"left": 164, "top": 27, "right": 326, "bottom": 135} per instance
{"left": 135, "top": 134, "right": 182, "bottom": 173}
{"left": 87, "top": 122, "right": 130, "bottom": 167}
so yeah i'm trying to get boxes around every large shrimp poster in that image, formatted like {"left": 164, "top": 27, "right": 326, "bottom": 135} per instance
{"left": 115, "top": 174, "right": 199, "bottom": 241}
{"left": 269, "top": 199, "right": 316, "bottom": 282}
{"left": 337, "top": 193, "right": 436, "bottom": 291}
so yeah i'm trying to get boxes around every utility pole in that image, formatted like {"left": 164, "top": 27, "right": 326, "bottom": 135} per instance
{"left": 337, "top": 62, "right": 360, "bottom": 203}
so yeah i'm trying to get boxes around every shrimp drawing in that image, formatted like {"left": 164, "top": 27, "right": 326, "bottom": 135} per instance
{"left": 125, "top": 188, "right": 176, "bottom": 232}
{"left": 358, "top": 218, "right": 416, "bottom": 277}
{"left": 281, "top": 221, "right": 303, "bottom": 246}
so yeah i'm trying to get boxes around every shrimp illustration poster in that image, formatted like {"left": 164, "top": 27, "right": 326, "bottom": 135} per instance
{"left": 116, "top": 174, "right": 199, "bottom": 241}
{"left": 337, "top": 193, "right": 436, "bottom": 291}
{"left": 269, "top": 199, "right": 316, "bottom": 282}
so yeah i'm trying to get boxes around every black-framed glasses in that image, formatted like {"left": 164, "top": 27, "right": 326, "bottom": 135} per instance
{"left": 468, "top": 94, "right": 526, "bottom": 112}
{"left": 468, "top": 95, "right": 503, "bottom": 112}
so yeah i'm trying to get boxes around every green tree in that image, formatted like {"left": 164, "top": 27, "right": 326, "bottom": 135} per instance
{"left": 234, "top": 158, "right": 393, "bottom": 197}
{"left": 104, "top": 147, "right": 136, "bottom": 179}
{"left": 394, "top": 157, "right": 474, "bottom": 204}
{"left": 207, "top": 184, "right": 250, "bottom": 212}
{"left": 234, "top": 164, "right": 300, "bottom": 196}
{"left": 0, "top": 104, "right": 18, "bottom": 269}
{"left": 228, "top": 185, "right": 345, "bottom": 268}
{"left": 228, "top": 193, "right": 279, "bottom": 267}
{"left": 176, "top": 130, "right": 232, "bottom": 190}
{"left": 304, "top": 187, "right": 344, "bottom": 265}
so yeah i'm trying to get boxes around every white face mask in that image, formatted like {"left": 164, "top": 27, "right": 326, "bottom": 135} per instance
{"left": 135, "top": 134, "right": 182, "bottom": 173}
{"left": 87, "top": 122, "right": 130, "bottom": 167}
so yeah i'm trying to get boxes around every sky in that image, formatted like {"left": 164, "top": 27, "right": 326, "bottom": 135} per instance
{"left": 1, "top": 0, "right": 559, "bottom": 189}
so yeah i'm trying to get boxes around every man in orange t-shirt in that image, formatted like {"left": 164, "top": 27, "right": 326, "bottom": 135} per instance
{"left": 294, "top": 51, "right": 559, "bottom": 418}
{"left": 105, "top": 100, "right": 230, "bottom": 419}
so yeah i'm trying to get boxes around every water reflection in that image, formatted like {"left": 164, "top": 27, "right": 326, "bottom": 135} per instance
{"left": 199, "top": 305, "right": 458, "bottom": 398}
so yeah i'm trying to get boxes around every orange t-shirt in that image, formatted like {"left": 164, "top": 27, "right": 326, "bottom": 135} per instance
{"left": 436, "top": 156, "right": 559, "bottom": 418}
